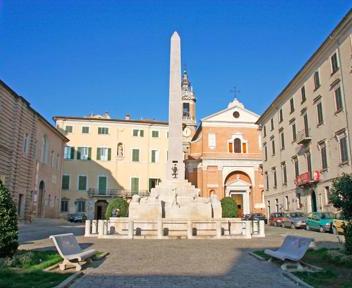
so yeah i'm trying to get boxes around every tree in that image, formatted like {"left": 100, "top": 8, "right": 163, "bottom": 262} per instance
{"left": 105, "top": 197, "right": 129, "bottom": 219}
{"left": 329, "top": 173, "right": 352, "bottom": 254}
{"left": 221, "top": 197, "right": 238, "bottom": 218}
{"left": 0, "top": 181, "right": 18, "bottom": 258}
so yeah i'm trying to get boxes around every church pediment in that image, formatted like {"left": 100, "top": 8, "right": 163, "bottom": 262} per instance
{"left": 201, "top": 98, "right": 259, "bottom": 124}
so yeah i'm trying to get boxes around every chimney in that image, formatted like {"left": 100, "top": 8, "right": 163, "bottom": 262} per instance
{"left": 125, "top": 114, "right": 131, "bottom": 120}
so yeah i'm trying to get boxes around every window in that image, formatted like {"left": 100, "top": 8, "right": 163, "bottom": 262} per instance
{"left": 303, "top": 113, "right": 309, "bottom": 137}
{"left": 279, "top": 109, "right": 283, "bottom": 123}
{"left": 331, "top": 52, "right": 339, "bottom": 74}
{"left": 281, "top": 162, "right": 287, "bottom": 185}
{"left": 65, "top": 126, "right": 73, "bottom": 133}
{"left": 275, "top": 199, "right": 279, "bottom": 212}
{"left": 290, "top": 98, "right": 295, "bottom": 113}
{"left": 270, "top": 118, "right": 274, "bottom": 131}
{"left": 41, "top": 135, "right": 49, "bottom": 163}
{"left": 98, "top": 127, "right": 109, "bottom": 135}
{"left": 291, "top": 122, "right": 296, "bottom": 142}
{"left": 314, "top": 71, "right": 320, "bottom": 90}
{"left": 50, "top": 151, "right": 55, "bottom": 168}
{"left": 132, "top": 149, "right": 140, "bottom": 162}
{"left": 62, "top": 175, "right": 70, "bottom": 190}
{"left": 152, "top": 130, "right": 159, "bottom": 138}
{"left": 335, "top": 87, "right": 343, "bottom": 112}
{"left": 61, "top": 199, "right": 68, "bottom": 212}
{"left": 131, "top": 177, "right": 139, "bottom": 194}
{"left": 293, "top": 157, "right": 299, "bottom": 178}
{"left": 306, "top": 151, "right": 312, "bottom": 178}
{"left": 208, "top": 133, "right": 216, "bottom": 149}
{"left": 271, "top": 139, "right": 275, "bottom": 156}
{"left": 319, "top": 142, "right": 328, "bottom": 170}
{"left": 98, "top": 176, "right": 107, "bottom": 194}
{"left": 265, "top": 172, "right": 269, "bottom": 191}
{"left": 64, "top": 146, "right": 74, "bottom": 160}
{"left": 97, "top": 147, "right": 111, "bottom": 161}
{"left": 337, "top": 132, "right": 349, "bottom": 163}
{"left": 23, "top": 133, "right": 30, "bottom": 154}
{"left": 301, "top": 86, "right": 306, "bottom": 103}
{"left": 82, "top": 126, "right": 89, "bottom": 134}
{"left": 76, "top": 200, "right": 85, "bottom": 212}
{"left": 272, "top": 167, "right": 277, "bottom": 188}
{"left": 78, "top": 175, "right": 87, "bottom": 191}
{"left": 233, "top": 111, "right": 240, "bottom": 118}
{"left": 297, "top": 194, "right": 302, "bottom": 209}
{"left": 151, "top": 150, "right": 159, "bottom": 163}
{"left": 317, "top": 102, "right": 324, "bottom": 125}
{"left": 267, "top": 201, "right": 271, "bottom": 216}
{"left": 56, "top": 153, "right": 60, "bottom": 170}
{"left": 77, "top": 147, "right": 91, "bottom": 160}
{"left": 133, "top": 129, "right": 144, "bottom": 137}
{"left": 183, "top": 103, "right": 190, "bottom": 118}
{"left": 149, "top": 178, "right": 160, "bottom": 191}
{"left": 264, "top": 144, "right": 268, "bottom": 161}
{"left": 263, "top": 126, "right": 267, "bottom": 137}
{"left": 234, "top": 138, "right": 241, "bottom": 153}
{"left": 280, "top": 131, "right": 285, "bottom": 150}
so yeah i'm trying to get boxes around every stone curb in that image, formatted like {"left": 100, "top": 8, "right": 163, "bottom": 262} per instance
{"left": 282, "top": 271, "right": 314, "bottom": 288}
{"left": 248, "top": 251, "right": 266, "bottom": 261}
{"left": 54, "top": 271, "right": 83, "bottom": 288}
{"left": 43, "top": 263, "right": 59, "bottom": 272}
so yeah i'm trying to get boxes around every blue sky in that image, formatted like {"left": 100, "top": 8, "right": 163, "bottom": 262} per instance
{"left": 0, "top": 1, "right": 351, "bottom": 123}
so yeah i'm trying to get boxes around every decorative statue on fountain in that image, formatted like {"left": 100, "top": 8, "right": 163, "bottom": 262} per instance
{"left": 129, "top": 31, "right": 222, "bottom": 221}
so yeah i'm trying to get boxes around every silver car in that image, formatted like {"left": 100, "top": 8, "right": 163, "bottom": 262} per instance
{"left": 281, "top": 212, "right": 307, "bottom": 229}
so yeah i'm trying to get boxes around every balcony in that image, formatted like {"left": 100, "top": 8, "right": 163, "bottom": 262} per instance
{"left": 87, "top": 188, "right": 150, "bottom": 198}
{"left": 294, "top": 171, "right": 320, "bottom": 187}
{"left": 296, "top": 128, "right": 311, "bottom": 145}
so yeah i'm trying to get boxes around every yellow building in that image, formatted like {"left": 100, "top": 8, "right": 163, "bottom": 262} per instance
{"left": 54, "top": 114, "right": 168, "bottom": 219}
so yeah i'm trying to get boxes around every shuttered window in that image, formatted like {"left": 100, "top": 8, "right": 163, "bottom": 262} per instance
{"left": 131, "top": 177, "right": 139, "bottom": 194}
{"left": 132, "top": 149, "right": 140, "bottom": 162}
{"left": 62, "top": 175, "right": 70, "bottom": 190}
{"left": 78, "top": 176, "right": 87, "bottom": 191}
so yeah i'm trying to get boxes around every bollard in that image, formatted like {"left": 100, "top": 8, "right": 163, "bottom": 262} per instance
{"left": 128, "top": 220, "right": 134, "bottom": 239}
{"left": 92, "top": 220, "right": 98, "bottom": 234}
{"left": 187, "top": 220, "right": 193, "bottom": 239}
{"left": 157, "top": 219, "right": 163, "bottom": 239}
{"left": 84, "top": 220, "right": 91, "bottom": 237}
{"left": 216, "top": 220, "right": 222, "bottom": 239}
{"left": 98, "top": 220, "right": 104, "bottom": 237}
{"left": 259, "top": 220, "right": 265, "bottom": 237}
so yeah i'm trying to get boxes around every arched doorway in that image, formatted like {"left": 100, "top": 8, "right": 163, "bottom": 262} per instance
{"left": 224, "top": 171, "right": 252, "bottom": 217}
{"left": 95, "top": 200, "right": 108, "bottom": 220}
{"left": 311, "top": 190, "right": 317, "bottom": 212}
{"left": 38, "top": 181, "right": 45, "bottom": 217}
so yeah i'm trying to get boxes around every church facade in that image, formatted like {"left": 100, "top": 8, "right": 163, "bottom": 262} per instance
{"left": 185, "top": 98, "right": 265, "bottom": 216}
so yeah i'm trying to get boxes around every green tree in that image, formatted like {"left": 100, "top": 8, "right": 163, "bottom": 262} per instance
{"left": 105, "top": 197, "right": 129, "bottom": 219}
{"left": 0, "top": 181, "right": 18, "bottom": 258}
{"left": 329, "top": 173, "right": 352, "bottom": 254}
{"left": 221, "top": 197, "right": 238, "bottom": 218}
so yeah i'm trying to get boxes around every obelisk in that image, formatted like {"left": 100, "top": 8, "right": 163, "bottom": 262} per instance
{"left": 167, "top": 32, "right": 185, "bottom": 181}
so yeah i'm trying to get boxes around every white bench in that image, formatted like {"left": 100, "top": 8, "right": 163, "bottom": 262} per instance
{"left": 50, "top": 233, "right": 96, "bottom": 271}
{"left": 264, "top": 235, "right": 313, "bottom": 271}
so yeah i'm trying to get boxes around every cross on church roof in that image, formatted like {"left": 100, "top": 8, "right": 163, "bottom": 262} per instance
{"left": 230, "top": 86, "right": 240, "bottom": 98}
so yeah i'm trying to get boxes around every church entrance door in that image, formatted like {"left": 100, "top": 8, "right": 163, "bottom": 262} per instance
{"left": 231, "top": 193, "right": 244, "bottom": 217}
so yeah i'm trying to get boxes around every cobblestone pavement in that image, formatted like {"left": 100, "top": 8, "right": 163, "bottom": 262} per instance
{"left": 19, "top": 223, "right": 343, "bottom": 288}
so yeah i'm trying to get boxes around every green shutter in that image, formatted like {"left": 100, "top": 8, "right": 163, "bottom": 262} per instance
{"left": 97, "top": 148, "right": 101, "bottom": 160}
{"left": 108, "top": 148, "right": 111, "bottom": 160}
{"left": 98, "top": 176, "right": 107, "bottom": 194}
{"left": 88, "top": 148, "right": 92, "bottom": 160}
{"left": 62, "top": 175, "right": 70, "bottom": 190}
{"left": 77, "top": 147, "right": 81, "bottom": 160}
{"left": 132, "top": 149, "right": 139, "bottom": 162}
{"left": 140, "top": 130, "right": 144, "bottom": 137}
{"left": 70, "top": 147, "right": 75, "bottom": 160}
{"left": 131, "top": 177, "right": 139, "bottom": 194}
{"left": 151, "top": 150, "right": 156, "bottom": 163}
{"left": 78, "top": 176, "right": 87, "bottom": 191}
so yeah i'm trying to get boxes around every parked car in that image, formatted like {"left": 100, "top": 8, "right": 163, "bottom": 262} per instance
{"left": 332, "top": 212, "right": 348, "bottom": 235}
{"left": 281, "top": 212, "right": 307, "bottom": 229}
{"left": 306, "top": 212, "right": 334, "bottom": 233}
{"left": 269, "top": 212, "right": 285, "bottom": 226}
{"left": 68, "top": 212, "right": 87, "bottom": 223}
{"left": 242, "top": 213, "right": 267, "bottom": 224}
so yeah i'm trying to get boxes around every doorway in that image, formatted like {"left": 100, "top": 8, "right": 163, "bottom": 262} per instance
{"left": 231, "top": 194, "right": 243, "bottom": 217}
{"left": 38, "top": 181, "right": 45, "bottom": 217}
{"left": 95, "top": 200, "right": 108, "bottom": 219}
{"left": 311, "top": 190, "right": 317, "bottom": 212}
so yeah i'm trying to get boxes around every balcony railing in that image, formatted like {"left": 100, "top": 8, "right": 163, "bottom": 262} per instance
{"left": 87, "top": 188, "right": 150, "bottom": 198}
{"left": 294, "top": 171, "right": 320, "bottom": 187}
{"left": 296, "top": 128, "right": 311, "bottom": 145}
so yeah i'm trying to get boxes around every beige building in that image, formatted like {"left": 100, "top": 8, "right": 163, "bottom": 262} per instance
{"left": 186, "top": 98, "right": 264, "bottom": 216}
{"left": 256, "top": 10, "right": 352, "bottom": 217}
{"left": 0, "top": 80, "right": 68, "bottom": 220}
{"left": 54, "top": 114, "right": 169, "bottom": 219}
